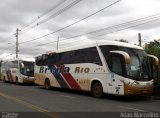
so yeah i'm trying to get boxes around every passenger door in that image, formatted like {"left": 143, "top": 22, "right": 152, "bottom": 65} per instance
{"left": 109, "top": 52, "right": 126, "bottom": 95}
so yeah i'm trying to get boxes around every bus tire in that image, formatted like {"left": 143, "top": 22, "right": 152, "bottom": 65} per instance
{"left": 45, "top": 79, "right": 51, "bottom": 90}
{"left": 15, "top": 77, "right": 19, "bottom": 85}
{"left": 3, "top": 76, "right": 6, "bottom": 83}
{"left": 91, "top": 82, "right": 103, "bottom": 98}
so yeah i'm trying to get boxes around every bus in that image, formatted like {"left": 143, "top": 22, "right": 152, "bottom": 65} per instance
{"left": 34, "top": 40, "right": 159, "bottom": 97}
{"left": 1, "top": 58, "right": 35, "bottom": 84}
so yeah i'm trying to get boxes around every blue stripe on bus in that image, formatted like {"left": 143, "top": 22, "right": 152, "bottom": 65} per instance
{"left": 48, "top": 65, "right": 69, "bottom": 89}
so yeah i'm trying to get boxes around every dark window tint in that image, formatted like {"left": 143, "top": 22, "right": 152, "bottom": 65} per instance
{"left": 36, "top": 54, "right": 48, "bottom": 66}
{"left": 100, "top": 45, "right": 119, "bottom": 69}
{"left": 47, "top": 47, "right": 102, "bottom": 65}
{"left": 111, "top": 56, "right": 123, "bottom": 75}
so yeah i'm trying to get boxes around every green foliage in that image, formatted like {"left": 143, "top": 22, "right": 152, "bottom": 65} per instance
{"left": 144, "top": 39, "right": 160, "bottom": 60}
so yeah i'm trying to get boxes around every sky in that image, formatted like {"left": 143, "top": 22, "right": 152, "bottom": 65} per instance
{"left": 0, "top": 0, "right": 160, "bottom": 60}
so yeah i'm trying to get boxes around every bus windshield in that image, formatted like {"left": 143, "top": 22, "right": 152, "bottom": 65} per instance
{"left": 121, "top": 47, "right": 152, "bottom": 81}
{"left": 20, "top": 61, "right": 34, "bottom": 77}
{"left": 100, "top": 45, "right": 153, "bottom": 81}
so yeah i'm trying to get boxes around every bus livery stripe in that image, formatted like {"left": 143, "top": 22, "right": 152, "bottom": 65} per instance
{"left": 55, "top": 65, "right": 81, "bottom": 90}
{"left": 60, "top": 65, "right": 81, "bottom": 90}
{"left": 61, "top": 73, "right": 81, "bottom": 90}
{"left": 6, "top": 70, "right": 13, "bottom": 82}
{"left": 48, "top": 65, "right": 70, "bottom": 89}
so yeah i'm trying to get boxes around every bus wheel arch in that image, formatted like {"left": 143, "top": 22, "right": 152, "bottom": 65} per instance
{"left": 91, "top": 80, "right": 103, "bottom": 98}
{"left": 45, "top": 78, "right": 51, "bottom": 90}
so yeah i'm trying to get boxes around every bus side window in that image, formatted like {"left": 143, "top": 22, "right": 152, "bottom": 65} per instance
{"left": 88, "top": 47, "right": 102, "bottom": 65}
{"left": 80, "top": 47, "right": 102, "bottom": 65}
{"left": 46, "top": 47, "right": 102, "bottom": 65}
{"left": 48, "top": 54, "right": 59, "bottom": 65}
{"left": 110, "top": 54, "right": 125, "bottom": 76}
{"left": 59, "top": 52, "right": 70, "bottom": 64}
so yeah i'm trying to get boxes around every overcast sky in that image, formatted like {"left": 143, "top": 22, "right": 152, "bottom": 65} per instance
{"left": 0, "top": 0, "right": 160, "bottom": 59}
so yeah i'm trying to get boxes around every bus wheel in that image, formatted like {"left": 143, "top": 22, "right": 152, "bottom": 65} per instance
{"left": 15, "top": 78, "right": 18, "bottom": 85}
{"left": 3, "top": 76, "right": 6, "bottom": 83}
{"left": 45, "top": 79, "right": 51, "bottom": 90}
{"left": 91, "top": 82, "right": 103, "bottom": 98}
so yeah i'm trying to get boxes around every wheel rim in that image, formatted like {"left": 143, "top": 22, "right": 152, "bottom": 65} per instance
{"left": 94, "top": 86, "right": 101, "bottom": 96}
{"left": 92, "top": 83, "right": 103, "bottom": 97}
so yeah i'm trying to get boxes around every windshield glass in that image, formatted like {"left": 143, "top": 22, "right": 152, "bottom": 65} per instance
{"left": 20, "top": 61, "right": 34, "bottom": 77}
{"left": 121, "top": 47, "right": 152, "bottom": 81}
{"left": 100, "top": 45, "right": 153, "bottom": 81}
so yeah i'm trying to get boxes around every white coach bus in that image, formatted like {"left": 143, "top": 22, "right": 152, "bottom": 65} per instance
{"left": 1, "top": 58, "right": 35, "bottom": 84}
{"left": 34, "top": 40, "right": 159, "bottom": 97}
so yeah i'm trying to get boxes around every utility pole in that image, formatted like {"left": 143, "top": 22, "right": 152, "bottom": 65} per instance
{"left": 56, "top": 36, "right": 59, "bottom": 50}
{"left": 138, "top": 33, "right": 142, "bottom": 47}
{"left": 15, "top": 28, "right": 20, "bottom": 58}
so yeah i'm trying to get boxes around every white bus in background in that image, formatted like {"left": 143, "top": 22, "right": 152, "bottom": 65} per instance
{"left": 34, "top": 40, "right": 159, "bottom": 97}
{"left": 1, "top": 58, "right": 35, "bottom": 84}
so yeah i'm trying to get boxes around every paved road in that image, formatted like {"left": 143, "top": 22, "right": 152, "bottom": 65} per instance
{"left": 0, "top": 81, "right": 159, "bottom": 118}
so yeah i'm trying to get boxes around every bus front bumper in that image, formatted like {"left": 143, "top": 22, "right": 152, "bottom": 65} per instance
{"left": 124, "top": 83, "right": 154, "bottom": 96}
{"left": 22, "top": 77, "right": 35, "bottom": 84}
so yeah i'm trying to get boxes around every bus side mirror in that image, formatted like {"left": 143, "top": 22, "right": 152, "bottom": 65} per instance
{"left": 147, "top": 55, "right": 159, "bottom": 66}
{"left": 147, "top": 55, "right": 159, "bottom": 81}
{"left": 110, "top": 51, "right": 131, "bottom": 76}
{"left": 20, "top": 63, "right": 24, "bottom": 68}
{"left": 110, "top": 51, "right": 131, "bottom": 64}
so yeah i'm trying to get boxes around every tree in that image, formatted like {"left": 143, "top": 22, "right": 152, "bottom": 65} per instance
{"left": 144, "top": 39, "right": 160, "bottom": 60}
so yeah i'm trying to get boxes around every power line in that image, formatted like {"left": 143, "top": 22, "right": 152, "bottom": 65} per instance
{"left": 4, "top": 12, "right": 160, "bottom": 54}
{"left": 0, "top": 45, "right": 15, "bottom": 53}
{"left": 86, "top": 13, "right": 160, "bottom": 35}
{"left": 19, "top": 0, "right": 121, "bottom": 45}
{"left": 39, "top": 0, "right": 68, "bottom": 18}
{"left": 19, "top": 38, "right": 87, "bottom": 53}
{"left": 1, "top": 0, "right": 69, "bottom": 54}
{"left": 31, "top": 13, "right": 160, "bottom": 47}
{"left": 35, "top": 0, "right": 82, "bottom": 27}
{"left": 0, "top": 33, "right": 16, "bottom": 47}
{"left": 20, "top": 0, "right": 82, "bottom": 35}
{"left": 19, "top": 15, "right": 160, "bottom": 53}
{"left": 94, "top": 16, "right": 160, "bottom": 38}
{"left": 20, "top": 0, "right": 68, "bottom": 33}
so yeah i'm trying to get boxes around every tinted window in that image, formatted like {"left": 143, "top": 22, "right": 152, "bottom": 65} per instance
{"left": 111, "top": 56, "right": 123, "bottom": 75}
{"left": 36, "top": 54, "right": 48, "bottom": 66}
{"left": 47, "top": 47, "right": 102, "bottom": 65}
{"left": 20, "top": 61, "right": 34, "bottom": 77}
{"left": 100, "top": 45, "right": 119, "bottom": 69}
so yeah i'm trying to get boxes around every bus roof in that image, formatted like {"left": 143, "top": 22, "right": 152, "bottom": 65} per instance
{"left": 55, "top": 40, "right": 143, "bottom": 53}
{"left": 2, "top": 57, "right": 35, "bottom": 62}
